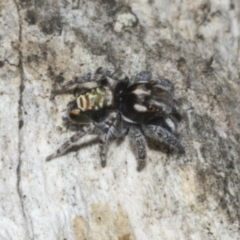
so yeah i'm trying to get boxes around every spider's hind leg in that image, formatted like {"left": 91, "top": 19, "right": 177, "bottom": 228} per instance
{"left": 99, "top": 134, "right": 109, "bottom": 167}
{"left": 51, "top": 72, "right": 103, "bottom": 99}
{"left": 129, "top": 126, "right": 147, "bottom": 171}
{"left": 97, "top": 113, "right": 127, "bottom": 167}
{"left": 46, "top": 123, "right": 95, "bottom": 161}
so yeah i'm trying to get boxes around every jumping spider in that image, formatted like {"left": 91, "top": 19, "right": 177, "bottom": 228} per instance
{"left": 46, "top": 68, "right": 184, "bottom": 171}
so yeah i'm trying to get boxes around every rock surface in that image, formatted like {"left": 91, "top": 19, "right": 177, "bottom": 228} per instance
{"left": 0, "top": 0, "right": 240, "bottom": 239}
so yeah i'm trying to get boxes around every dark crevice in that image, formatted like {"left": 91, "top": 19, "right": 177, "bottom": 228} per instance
{"left": 4, "top": 58, "right": 19, "bottom": 67}
{"left": 13, "top": 0, "right": 33, "bottom": 239}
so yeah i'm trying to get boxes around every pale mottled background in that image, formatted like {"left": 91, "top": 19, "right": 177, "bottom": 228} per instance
{"left": 0, "top": 0, "right": 240, "bottom": 239}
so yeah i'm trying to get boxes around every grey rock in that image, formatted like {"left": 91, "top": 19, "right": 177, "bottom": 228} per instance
{"left": 0, "top": 0, "right": 240, "bottom": 239}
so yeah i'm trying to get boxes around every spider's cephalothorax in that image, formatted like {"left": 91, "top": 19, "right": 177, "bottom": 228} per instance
{"left": 46, "top": 68, "right": 184, "bottom": 171}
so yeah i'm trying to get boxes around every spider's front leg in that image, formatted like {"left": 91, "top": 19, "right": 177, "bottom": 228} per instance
{"left": 142, "top": 124, "right": 185, "bottom": 154}
{"left": 150, "top": 76, "right": 174, "bottom": 93}
{"left": 46, "top": 123, "right": 95, "bottom": 161}
{"left": 133, "top": 71, "right": 174, "bottom": 93}
{"left": 129, "top": 126, "right": 147, "bottom": 171}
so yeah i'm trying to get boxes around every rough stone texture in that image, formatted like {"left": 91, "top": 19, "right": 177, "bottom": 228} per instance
{"left": 0, "top": 0, "right": 240, "bottom": 239}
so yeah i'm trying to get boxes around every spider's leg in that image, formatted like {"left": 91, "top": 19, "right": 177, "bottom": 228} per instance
{"left": 142, "top": 124, "right": 185, "bottom": 154}
{"left": 97, "top": 113, "right": 127, "bottom": 167}
{"left": 95, "top": 67, "right": 112, "bottom": 78}
{"left": 51, "top": 72, "right": 103, "bottom": 98}
{"left": 129, "top": 126, "right": 147, "bottom": 171}
{"left": 133, "top": 71, "right": 152, "bottom": 83}
{"left": 99, "top": 126, "right": 127, "bottom": 167}
{"left": 95, "top": 67, "right": 130, "bottom": 88}
{"left": 99, "top": 133, "right": 110, "bottom": 167}
{"left": 95, "top": 67, "right": 123, "bottom": 82}
{"left": 150, "top": 76, "right": 174, "bottom": 93}
{"left": 171, "top": 106, "right": 182, "bottom": 122}
{"left": 46, "top": 123, "right": 95, "bottom": 161}
{"left": 95, "top": 112, "right": 117, "bottom": 167}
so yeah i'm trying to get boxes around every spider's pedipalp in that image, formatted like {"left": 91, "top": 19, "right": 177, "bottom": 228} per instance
{"left": 142, "top": 124, "right": 185, "bottom": 154}
{"left": 46, "top": 123, "right": 95, "bottom": 162}
{"left": 129, "top": 126, "right": 147, "bottom": 171}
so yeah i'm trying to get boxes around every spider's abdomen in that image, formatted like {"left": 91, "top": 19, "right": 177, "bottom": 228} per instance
{"left": 76, "top": 86, "right": 114, "bottom": 111}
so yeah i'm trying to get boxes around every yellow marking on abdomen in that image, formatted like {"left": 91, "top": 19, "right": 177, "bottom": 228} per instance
{"left": 76, "top": 86, "right": 113, "bottom": 111}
